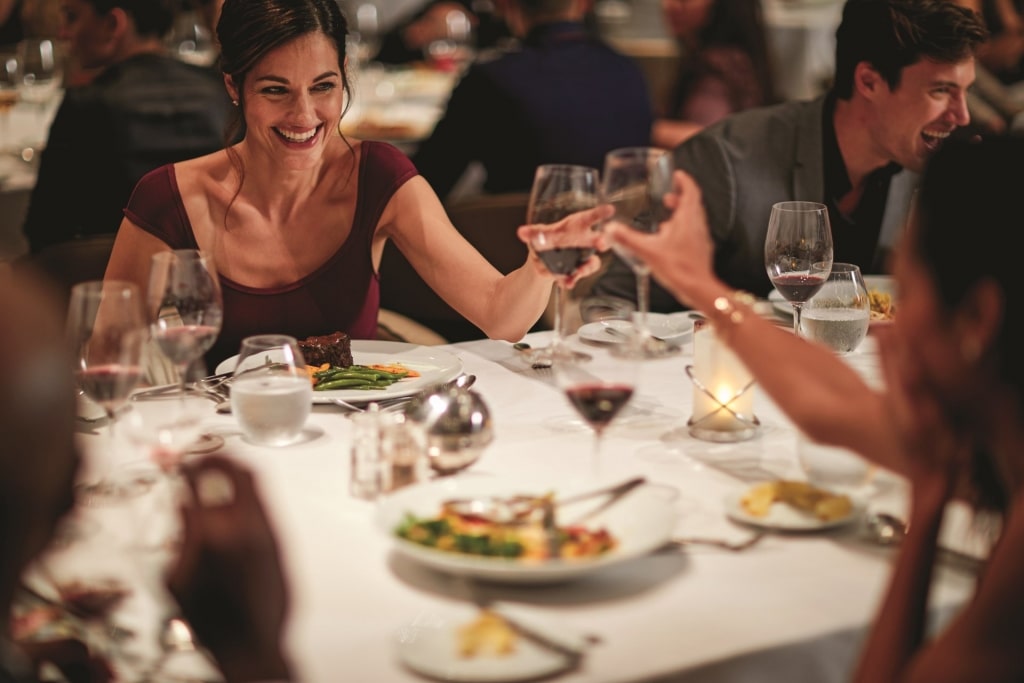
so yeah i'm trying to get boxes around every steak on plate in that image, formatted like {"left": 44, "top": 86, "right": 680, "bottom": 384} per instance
{"left": 298, "top": 331, "right": 353, "bottom": 368}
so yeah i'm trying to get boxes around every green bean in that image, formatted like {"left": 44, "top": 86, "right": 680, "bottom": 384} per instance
{"left": 314, "top": 377, "right": 379, "bottom": 391}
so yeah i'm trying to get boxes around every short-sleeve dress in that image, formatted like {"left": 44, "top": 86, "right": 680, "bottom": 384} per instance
{"left": 124, "top": 141, "right": 418, "bottom": 366}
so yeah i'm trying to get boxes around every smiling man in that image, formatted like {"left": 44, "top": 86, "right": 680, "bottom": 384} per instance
{"left": 593, "top": 0, "right": 988, "bottom": 307}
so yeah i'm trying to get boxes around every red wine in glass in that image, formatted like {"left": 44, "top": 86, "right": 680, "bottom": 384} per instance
{"left": 77, "top": 364, "right": 144, "bottom": 412}
{"left": 771, "top": 273, "right": 828, "bottom": 304}
{"left": 764, "top": 202, "right": 834, "bottom": 334}
{"left": 536, "top": 247, "right": 597, "bottom": 276}
{"left": 565, "top": 383, "right": 634, "bottom": 432}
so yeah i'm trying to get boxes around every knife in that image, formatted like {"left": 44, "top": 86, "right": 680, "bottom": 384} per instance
{"left": 484, "top": 605, "right": 589, "bottom": 664}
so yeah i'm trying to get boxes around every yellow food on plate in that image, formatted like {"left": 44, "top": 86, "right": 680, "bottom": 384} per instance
{"left": 367, "top": 363, "right": 420, "bottom": 378}
{"left": 741, "top": 480, "right": 853, "bottom": 521}
{"left": 868, "top": 289, "right": 895, "bottom": 321}
{"left": 457, "top": 609, "right": 518, "bottom": 658}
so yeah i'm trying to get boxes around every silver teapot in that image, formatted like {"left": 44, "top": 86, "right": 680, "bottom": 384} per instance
{"left": 404, "top": 385, "right": 492, "bottom": 475}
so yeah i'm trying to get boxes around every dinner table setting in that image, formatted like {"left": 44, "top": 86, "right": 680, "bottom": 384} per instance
{"left": 26, "top": 286, "right": 991, "bottom": 682}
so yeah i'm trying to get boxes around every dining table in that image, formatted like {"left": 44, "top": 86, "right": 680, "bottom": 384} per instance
{"left": 69, "top": 324, "right": 985, "bottom": 683}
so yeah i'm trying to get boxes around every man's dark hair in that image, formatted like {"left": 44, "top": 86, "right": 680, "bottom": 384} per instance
{"left": 833, "top": 0, "right": 987, "bottom": 99}
{"left": 83, "top": 0, "right": 178, "bottom": 38}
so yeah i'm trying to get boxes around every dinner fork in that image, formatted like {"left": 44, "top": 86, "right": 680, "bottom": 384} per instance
{"left": 669, "top": 532, "right": 767, "bottom": 552}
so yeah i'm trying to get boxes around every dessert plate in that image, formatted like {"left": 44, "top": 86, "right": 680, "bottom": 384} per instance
{"left": 724, "top": 487, "right": 864, "bottom": 532}
{"left": 576, "top": 313, "right": 694, "bottom": 347}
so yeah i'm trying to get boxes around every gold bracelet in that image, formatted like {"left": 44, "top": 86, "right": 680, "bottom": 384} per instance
{"left": 711, "top": 290, "right": 756, "bottom": 326}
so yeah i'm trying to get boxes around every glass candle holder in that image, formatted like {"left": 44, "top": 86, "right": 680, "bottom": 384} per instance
{"left": 686, "top": 320, "right": 759, "bottom": 442}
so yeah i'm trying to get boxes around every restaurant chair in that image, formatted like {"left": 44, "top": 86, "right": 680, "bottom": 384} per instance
{"left": 17, "top": 234, "right": 118, "bottom": 313}
{"left": 379, "top": 192, "right": 534, "bottom": 342}
{"left": 377, "top": 308, "right": 449, "bottom": 346}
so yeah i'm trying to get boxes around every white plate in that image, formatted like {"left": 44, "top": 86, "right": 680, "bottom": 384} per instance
{"left": 376, "top": 477, "right": 677, "bottom": 584}
{"left": 395, "top": 605, "right": 576, "bottom": 682}
{"left": 723, "top": 487, "right": 864, "bottom": 532}
{"left": 769, "top": 275, "right": 897, "bottom": 326}
{"left": 215, "top": 340, "right": 462, "bottom": 405}
{"left": 576, "top": 313, "right": 694, "bottom": 346}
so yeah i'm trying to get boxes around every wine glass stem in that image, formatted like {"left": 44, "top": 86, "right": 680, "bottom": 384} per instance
{"left": 635, "top": 269, "right": 652, "bottom": 341}
{"left": 792, "top": 304, "right": 803, "bottom": 335}
{"left": 550, "top": 284, "right": 564, "bottom": 352}
{"left": 592, "top": 429, "right": 604, "bottom": 479}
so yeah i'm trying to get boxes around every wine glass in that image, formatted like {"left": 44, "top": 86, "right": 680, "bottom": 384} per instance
{"left": 800, "top": 262, "right": 870, "bottom": 354}
{"left": 231, "top": 334, "right": 312, "bottom": 447}
{"left": 17, "top": 38, "right": 62, "bottom": 110}
{"left": 601, "top": 146, "right": 676, "bottom": 359}
{"left": 66, "top": 280, "right": 146, "bottom": 495}
{"left": 0, "top": 51, "right": 21, "bottom": 152}
{"left": 553, "top": 307, "right": 639, "bottom": 479}
{"left": 147, "top": 249, "right": 223, "bottom": 398}
{"left": 526, "top": 164, "right": 600, "bottom": 364}
{"left": 764, "top": 201, "right": 834, "bottom": 334}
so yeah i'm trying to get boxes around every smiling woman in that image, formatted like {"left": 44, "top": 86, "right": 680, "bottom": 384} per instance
{"left": 102, "top": 0, "right": 611, "bottom": 370}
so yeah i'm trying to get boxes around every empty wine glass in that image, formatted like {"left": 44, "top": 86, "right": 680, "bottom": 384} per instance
{"left": 17, "top": 38, "right": 61, "bottom": 110}
{"left": 553, "top": 306, "right": 638, "bottom": 479}
{"left": 800, "top": 262, "right": 870, "bottom": 354}
{"left": 0, "top": 51, "right": 21, "bottom": 151}
{"left": 351, "top": 3, "right": 381, "bottom": 67}
{"left": 231, "top": 334, "right": 312, "bottom": 447}
{"left": 764, "top": 201, "right": 834, "bottom": 334}
{"left": 601, "top": 146, "right": 676, "bottom": 358}
{"left": 66, "top": 280, "right": 146, "bottom": 496}
{"left": 526, "top": 164, "right": 600, "bottom": 363}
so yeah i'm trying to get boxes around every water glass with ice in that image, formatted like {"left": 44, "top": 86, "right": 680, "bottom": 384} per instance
{"left": 231, "top": 335, "right": 312, "bottom": 447}
{"left": 800, "top": 262, "right": 870, "bottom": 354}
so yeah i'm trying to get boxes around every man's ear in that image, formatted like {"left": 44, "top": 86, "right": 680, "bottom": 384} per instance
{"left": 105, "top": 7, "right": 132, "bottom": 43}
{"left": 853, "top": 61, "right": 885, "bottom": 99}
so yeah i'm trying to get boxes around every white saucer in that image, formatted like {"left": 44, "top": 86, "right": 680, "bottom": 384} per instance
{"left": 724, "top": 487, "right": 864, "bottom": 532}
{"left": 395, "top": 605, "right": 578, "bottom": 681}
{"left": 577, "top": 313, "right": 694, "bottom": 346}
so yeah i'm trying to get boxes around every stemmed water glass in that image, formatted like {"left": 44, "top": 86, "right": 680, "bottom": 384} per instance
{"left": 66, "top": 280, "right": 147, "bottom": 495}
{"left": 764, "top": 201, "right": 834, "bottom": 334}
{"left": 553, "top": 306, "right": 639, "bottom": 479}
{"left": 526, "top": 164, "right": 600, "bottom": 364}
{"left": 601, "top": 146, "right": 676, "bottom": 358}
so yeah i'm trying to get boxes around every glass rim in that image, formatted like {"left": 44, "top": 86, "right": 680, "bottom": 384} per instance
{"left": 771, "top": 201, "right": 828, "bottom": 213}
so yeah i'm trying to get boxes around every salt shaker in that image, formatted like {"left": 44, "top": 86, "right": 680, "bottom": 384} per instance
{"left": 349, "top": 404, "right": 388, "bottom": 499}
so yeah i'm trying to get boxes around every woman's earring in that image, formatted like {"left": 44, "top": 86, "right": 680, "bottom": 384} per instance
{"left": 231, "top": 99, "right": 239, "bottom": 107}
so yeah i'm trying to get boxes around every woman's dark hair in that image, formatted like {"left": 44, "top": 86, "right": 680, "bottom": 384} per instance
{"left": 216, "top": 0, "right": 352, "bottom": 145}
{"left": 669, "top": 0, "right": 776, "bottom": 117}
{"left": 917, "top": 135, "right": 1024, "bottom": 511}
{"left": 698, "top": 0, "right": 774, "bottom": 104}
{"left": 832, "top": 0, "right": 987, "bottom": 100}
{"left": 82, "top": 0, "right": 177, "bottom": 38}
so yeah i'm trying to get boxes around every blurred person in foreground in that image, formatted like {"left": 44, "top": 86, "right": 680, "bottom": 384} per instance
{"left": 0, "top": 269, "right": 294, "bottom": 683}
{"left": 21, "top": 0, "right": 230, "bottom": 255}
{"left": 605, "top": 135, "right": 1024, "bottom": 682}
{"left": 652, "top": 0, "right": 776, "bottom": 150}
{"left": 411, "top": 0, "right": 653, "bottom": 201}
{"left": 104, "top": 0, "right": 610, "bottom": 367}
{"left": 593, "top": 0, "right": 987, "bottom": 310}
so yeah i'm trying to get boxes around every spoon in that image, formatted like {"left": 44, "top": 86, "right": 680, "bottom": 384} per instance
{"left": 865, "top": 512, "right": 986, "bottom": 573}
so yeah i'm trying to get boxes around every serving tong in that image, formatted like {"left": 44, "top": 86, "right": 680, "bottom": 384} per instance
{"left": 442, "top": 476, "right": 646, "bottom": 527}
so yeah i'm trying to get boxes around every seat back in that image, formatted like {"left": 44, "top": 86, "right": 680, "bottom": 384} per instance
{"left": 19, "top": 234, "right": 118, "bottom": 312}
{"left": 379, "top": 193, "right": 531, "bottom": 342}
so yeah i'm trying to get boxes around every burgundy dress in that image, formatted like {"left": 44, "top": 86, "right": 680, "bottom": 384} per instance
{"left": 124, "top": 141, "right": 418, "bottom": 366}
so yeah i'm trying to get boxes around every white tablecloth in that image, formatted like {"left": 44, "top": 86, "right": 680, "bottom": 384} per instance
{"left": 77, "top": 330, "right": 978, "bottom": 683}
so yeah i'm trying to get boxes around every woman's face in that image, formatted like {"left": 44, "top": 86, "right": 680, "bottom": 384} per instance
{"left": 660, "top": 0, "right": 714, "bottom": 41}
{"left": 230, "top": 32, "right": 345, "bottom": 169}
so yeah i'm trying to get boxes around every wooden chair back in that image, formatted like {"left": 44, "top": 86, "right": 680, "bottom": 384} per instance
{"left": 379, "top": 193, "right": 531, "bottom": 342}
